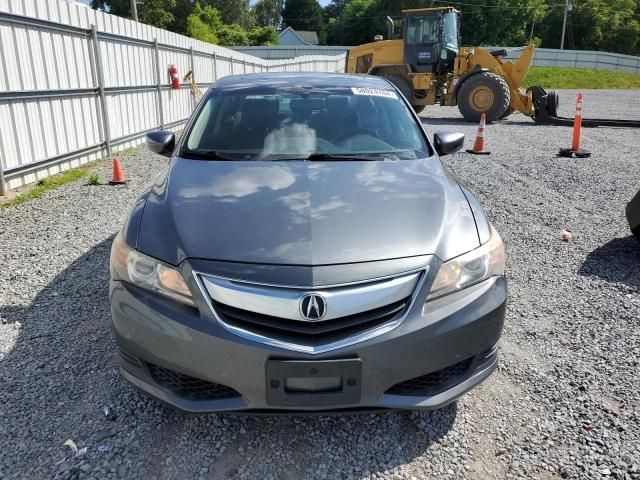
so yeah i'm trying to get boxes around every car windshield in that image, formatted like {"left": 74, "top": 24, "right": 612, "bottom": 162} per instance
{"left": 182, "top": 84, "right": 430, "bottom": 161}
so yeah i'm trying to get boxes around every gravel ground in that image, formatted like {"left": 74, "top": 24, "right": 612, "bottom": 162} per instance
{"left": 0, "top": 89, "right": 639, "bottom": 480}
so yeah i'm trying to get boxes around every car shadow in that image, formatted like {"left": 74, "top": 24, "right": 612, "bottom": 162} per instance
{"left": 578, "top": 235, "right": 640, "bottom": 290}
{"left": 0, "top": 237, "right": 458, "bottom": 478}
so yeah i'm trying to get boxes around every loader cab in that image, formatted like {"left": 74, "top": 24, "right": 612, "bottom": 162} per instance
{"left": 402, "top": 8, "right": 460, "bottom": 74}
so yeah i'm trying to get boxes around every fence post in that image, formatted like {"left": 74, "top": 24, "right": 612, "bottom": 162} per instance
{"left": 230, "top": 58, "right": 234, "bottom": 76}
{"left": 242, "top": 59, "right": 246, "bottom": 74}
{"left": 0, "top": 162, "right": 6, "bottom": 196}
{"left": 153, "top": 38, "right": 164, "bottom": 129}
{"left": 213, "top": 52, "right": 218, "bottom": 81}
{"left": 189, "top": 46, "right": 196, "bottom": 108}
{"left": 90, "top": 25, "right": 112, "bottom": 159}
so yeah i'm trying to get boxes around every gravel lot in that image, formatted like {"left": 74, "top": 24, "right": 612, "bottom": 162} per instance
{"left": 0, "top": 89, "right": 639, "bottom": 480}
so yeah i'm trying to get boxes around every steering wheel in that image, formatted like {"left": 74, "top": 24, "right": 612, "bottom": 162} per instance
{"left": 332, "top": 127, "right": 377, "bottom": 144}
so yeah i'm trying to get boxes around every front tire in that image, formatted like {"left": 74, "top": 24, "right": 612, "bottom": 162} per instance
{"left": 500, "top": 107, "right": 514, "bottom": 119}
{"left": 379, "top": 73, "right": 426, "bottom": 114}
{"left": 380, "top": 73, "right": 413, "bottom": 100}
{"left": 457, "top": 72, "right": 510, "bottom": 123}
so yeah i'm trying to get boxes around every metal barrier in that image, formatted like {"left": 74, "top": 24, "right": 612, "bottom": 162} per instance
{"left": 236, "top": 44, "right": 640, "bottom": 74}
{"left": 0, "top": 2, "right": 345, "bottom": 193}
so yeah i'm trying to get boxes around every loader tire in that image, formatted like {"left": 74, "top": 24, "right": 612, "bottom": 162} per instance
{"left": 457, "top": 72, "right": 510, "bottom": 123}
{"left": 500, "top": 107, "right": 514, "bottom": 119}
{"left": 379, "top": 73, "right": 423, "bottom": 113}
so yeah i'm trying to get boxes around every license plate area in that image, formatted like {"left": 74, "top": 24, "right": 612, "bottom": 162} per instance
{"left": 266, "top": 359, "right": 362, "bottom": 407}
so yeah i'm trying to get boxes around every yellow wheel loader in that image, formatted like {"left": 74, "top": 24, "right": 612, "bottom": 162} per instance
{"left": 346, "top": 7, "right": 640, "bottom": 127}
{"left": 346, "top": 7, "right": 538, "bottom": 122}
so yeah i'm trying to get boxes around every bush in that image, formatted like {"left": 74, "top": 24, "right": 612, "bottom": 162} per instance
{"left": 217, "top": 23, "right": 250, "bottom": 46}
{"left": 248, "top": 26, "right": 278, "bottom": 46}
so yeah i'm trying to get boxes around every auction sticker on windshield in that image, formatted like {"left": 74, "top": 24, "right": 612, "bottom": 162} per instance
{"left": 351, "top": 87, "right": 398, "bottom": 99}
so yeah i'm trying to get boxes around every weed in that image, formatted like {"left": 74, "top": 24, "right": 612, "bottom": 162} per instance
{"left": 87, "top": 174, "right": 101, "bottom": 186}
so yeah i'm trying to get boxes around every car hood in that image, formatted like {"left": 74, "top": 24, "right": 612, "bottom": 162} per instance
{"left": 136, "top": 157, "right": 480, "bottom": 266}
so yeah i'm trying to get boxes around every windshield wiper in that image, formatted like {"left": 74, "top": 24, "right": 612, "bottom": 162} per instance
{"left": 181, "top": 149, "right": 246, "bottom": 161}
{"left": 305, "top": 153, "right": 390, "bottom": 162}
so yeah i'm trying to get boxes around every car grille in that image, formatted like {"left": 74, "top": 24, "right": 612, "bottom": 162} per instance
{"left": 212, "top": 296, "right": 411, "bottom": 344}
{"left": 385, "top": 357, "right": 474, "bottom": 397}
{"left": 197, "top": 269, "right": 425, "bottom": 353}
{"left": 147, "top": 363, "right": 240, "bottom": 401}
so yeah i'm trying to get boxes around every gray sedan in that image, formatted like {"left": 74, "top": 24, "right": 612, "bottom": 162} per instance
{"left": 110, "top": 72, "right": 506, "bottom": 413}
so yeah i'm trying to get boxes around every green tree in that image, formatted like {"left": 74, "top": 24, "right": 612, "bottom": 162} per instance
{"left": 326, "top": 0, "right": 379, "bottom": 45}
{"left": 90, "top": 0, "right": 133, "bottom": 17}
{"left": 170, "top": 0, "right": 195, "bottom": 34}
{"left": 248, "top": 25, "right": 280, "bottom": 45}
{"left": 186, "top": 2, "right": 221, "bottom": 43}
{"left": 538, "top": 0, "right": 639, "bottom": 54}
{"left": 282, "top": 0, "right": 325, "bottom": 42}
{"left": 216, "top": 23, "right": 250, "bottom": 45}
{"left": 255, "top": 0, "right": 284, "bottom": 26}
{"left": 457, "top": 0, "right": 547, "bottom": 47}
{"left": 203, "top": 0, "right": 255, "bottom": 29}
{"left": 324, "top": 0, "right": 348, "bottom": 20}
{"left": 138, "top": 0, "right": 177, "bottom": 29}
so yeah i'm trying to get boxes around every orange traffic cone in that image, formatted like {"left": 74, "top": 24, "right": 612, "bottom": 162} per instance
{"left": 109, "top": 157, "right": 128, "bottom": 185}
{"left": 559, "top": 91, "right": 591, "bottom": 158}
{"left": 466, "top": 113, "right": 490, "bottom": 155}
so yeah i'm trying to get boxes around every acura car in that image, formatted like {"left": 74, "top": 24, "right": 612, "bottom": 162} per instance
{"left": 110, "top": 73, "right": 507, "bottom": 413}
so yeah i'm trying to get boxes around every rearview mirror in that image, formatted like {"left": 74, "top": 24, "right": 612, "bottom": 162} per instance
{"left": 146, "top": 131, "right": 175, "bottom": 156}
{"left": 433, "top": 131, "right": 464, "bottom": 156}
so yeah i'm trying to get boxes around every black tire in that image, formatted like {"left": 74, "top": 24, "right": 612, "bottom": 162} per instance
{"left": 379, "top": 72, "right": 414, "bottom": 101}
{"left": 546, "top": 90, "right": 559, "bottom": 116}
{"left": 379, "top": 73, "right": 425, "bottom": 114}
{"left": 457, "top": 72, "right": 510, "bottom": 123}
{"left": 500, "top": 107, "right": 514, "bottom": 119}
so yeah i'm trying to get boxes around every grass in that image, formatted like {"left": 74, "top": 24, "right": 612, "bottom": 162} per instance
{"left": 523, "top": 67, "right": 640, "bottom": 90}
{"left": 1, "top": 168, "right": 87, "bottom": 208}
{"left": 118, "top": 146, "right": 139, "bottom": 156}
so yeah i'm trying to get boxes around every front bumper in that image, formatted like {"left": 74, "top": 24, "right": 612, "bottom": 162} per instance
{"left": 111, "top": 276, "right": 506, "bottom": 413}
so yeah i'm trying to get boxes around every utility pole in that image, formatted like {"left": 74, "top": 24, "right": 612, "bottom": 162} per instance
{"left": 130, "top": 0, "right": 138, "bottom": 22}
{"left": 529, "top": 20, "right": 535, "bottom": 42}
{"left": 560, "top": 0, "right": 571, "bottom": 50}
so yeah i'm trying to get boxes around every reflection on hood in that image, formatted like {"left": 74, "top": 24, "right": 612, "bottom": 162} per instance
{"left": 179, "top": 166, "right": 295, "bottom": 199}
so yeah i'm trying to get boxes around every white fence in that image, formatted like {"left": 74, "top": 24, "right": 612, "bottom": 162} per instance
{"left": 0, "top": 0, "right": 346, "bottom": 193}
{"left": 232, "top": 45, "right": 351, "bottom": 59}
{"left": 236, "top": 45, "right": 640, "bottom": 74}
{"left": 495, "top": 46, "right": 640, "bottom": 74}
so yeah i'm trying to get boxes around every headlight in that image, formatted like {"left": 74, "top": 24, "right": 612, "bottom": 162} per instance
{"left": 110, "top": 233, "right": 195, "bottom": 306}
{"left": 427, "top": 226, "right": 504, "bottom": 300}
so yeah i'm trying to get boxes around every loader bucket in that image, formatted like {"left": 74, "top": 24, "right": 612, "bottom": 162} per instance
{"left": 529, "top": 86, "right": 640, "bottom": 128}
{"left": 627, "top": 189, "right": 640, "bottom": 242}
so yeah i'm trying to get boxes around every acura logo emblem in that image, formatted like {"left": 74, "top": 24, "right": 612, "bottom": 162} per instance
{"left": 299, "top": 294, "right": 327, "bottom": 321}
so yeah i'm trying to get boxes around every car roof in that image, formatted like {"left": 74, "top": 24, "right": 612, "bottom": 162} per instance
{"left": 214, "top": 73, "right": 392, "bottom": 90}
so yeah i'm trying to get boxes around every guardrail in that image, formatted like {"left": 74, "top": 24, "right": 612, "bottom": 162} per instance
{"left": 0, "top": 1, "right": 345, "bottom": 193}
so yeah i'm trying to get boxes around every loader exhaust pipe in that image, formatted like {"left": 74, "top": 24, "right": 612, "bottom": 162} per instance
{"left": 386, "top": 16, "right": 394, "bottom": 40}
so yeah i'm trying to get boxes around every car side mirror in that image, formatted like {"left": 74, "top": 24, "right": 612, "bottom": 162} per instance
{"left": 146, "top": 131, "right": 175, "bottom": 156}
{"left": 433, "top": 131, "right": 465, "bottom": 156}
